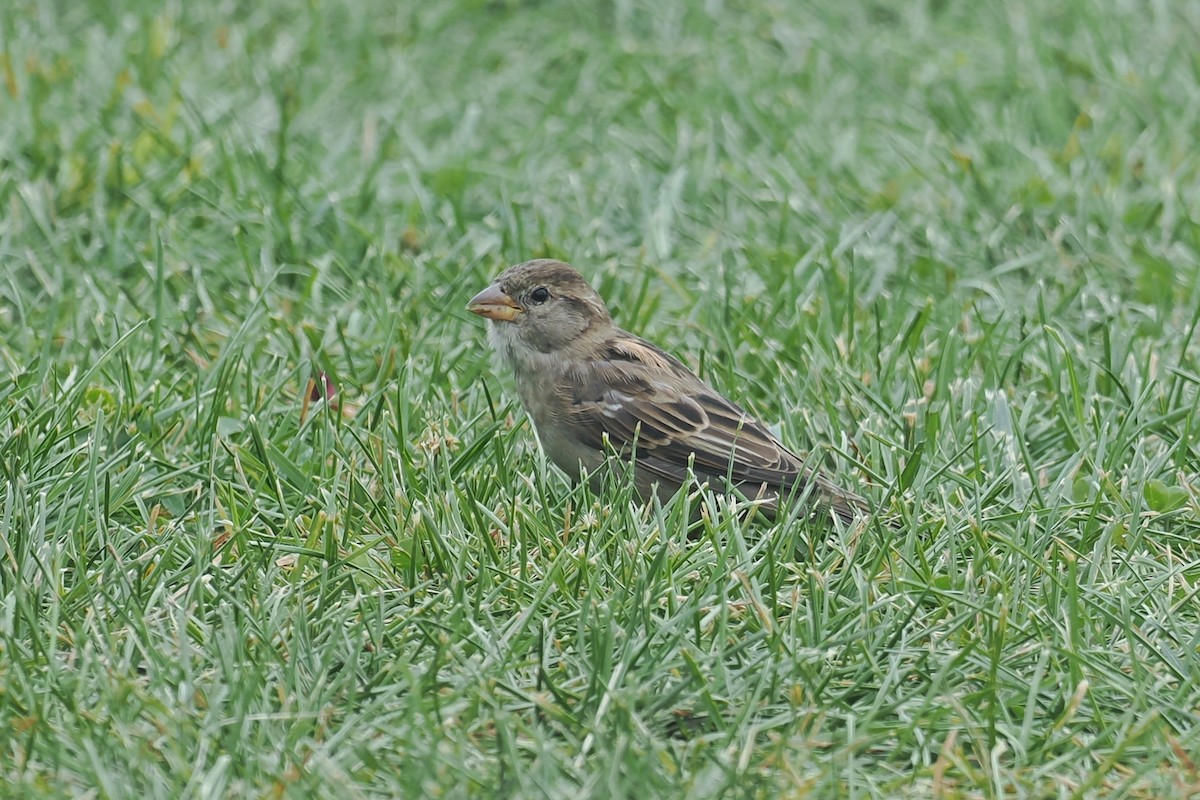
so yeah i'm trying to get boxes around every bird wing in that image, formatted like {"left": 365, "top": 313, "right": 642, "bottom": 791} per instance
{"left": 560, "top": 334, "right": 811, "bottom": 490}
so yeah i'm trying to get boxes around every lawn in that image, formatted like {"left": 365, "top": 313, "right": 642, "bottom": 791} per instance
{"left": 2, "top": 0, "right": 1200, "bottom": 797}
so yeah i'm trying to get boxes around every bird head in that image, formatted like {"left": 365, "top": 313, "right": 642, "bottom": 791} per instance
{"left": 467, "top": 259, "right": 612, "bottom": 354}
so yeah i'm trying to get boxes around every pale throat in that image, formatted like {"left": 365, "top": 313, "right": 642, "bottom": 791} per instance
{"left": 487, "top": 322, "right": 568, "bottom": 411}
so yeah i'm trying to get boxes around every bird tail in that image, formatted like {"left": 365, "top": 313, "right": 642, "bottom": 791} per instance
{"left": 805, "top": 472, "right": 882, "bottom": 526}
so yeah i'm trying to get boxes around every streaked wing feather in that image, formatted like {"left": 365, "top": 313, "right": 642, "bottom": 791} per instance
{"left": 563, "top": 336, "right": 804, "bottom": 488}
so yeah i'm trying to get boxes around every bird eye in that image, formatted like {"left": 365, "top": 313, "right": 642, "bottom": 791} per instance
{"left": 530, "top": 287, "right": 550, "bottom": 304}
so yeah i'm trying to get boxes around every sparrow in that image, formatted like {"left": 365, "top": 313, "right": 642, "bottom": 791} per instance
{"left": 467, "top": 259, "right": 873, "bottom": 524}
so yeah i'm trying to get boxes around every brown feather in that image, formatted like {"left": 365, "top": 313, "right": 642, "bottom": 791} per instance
{"left": 562, "top": 330, "right": 869, "bottom": 523}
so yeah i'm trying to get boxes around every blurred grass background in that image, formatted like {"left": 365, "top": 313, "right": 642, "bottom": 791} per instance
{"left": 2, "top": 0, "right": 1200, "bottom": 796}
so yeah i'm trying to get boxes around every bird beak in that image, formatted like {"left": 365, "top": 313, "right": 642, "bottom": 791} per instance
{"left": 467, "top": 284, "right": 523, "bottom": 322}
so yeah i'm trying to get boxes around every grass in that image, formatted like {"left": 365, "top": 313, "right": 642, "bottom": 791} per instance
{"left": 2, "top": 0, "right": 1200, "bottom": 796}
